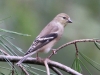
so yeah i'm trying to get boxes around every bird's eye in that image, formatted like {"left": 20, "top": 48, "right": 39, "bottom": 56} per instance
{"left": 62, "top": 17, "right": 66, "bottom": 19}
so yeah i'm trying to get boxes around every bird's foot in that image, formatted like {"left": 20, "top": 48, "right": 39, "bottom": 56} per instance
{"left": 36, "top": 57, "right": 41, "bottom": 60}
{"left": 52, "top": 49, "right": 57, "bottom": 54}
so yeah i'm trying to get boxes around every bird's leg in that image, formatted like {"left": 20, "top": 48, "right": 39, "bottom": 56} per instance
{"left": 36, "top": 53, "right": 41, "bottom": 60}
{"left": 36, "top": 53, "right": 39, "bottom": 60}
{"left": 52, "top": 49, "right": 57, "bottom": 54}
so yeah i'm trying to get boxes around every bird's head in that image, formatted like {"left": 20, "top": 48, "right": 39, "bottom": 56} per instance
{"left": 54, "top": 13, "right": 72, "bottom": 27}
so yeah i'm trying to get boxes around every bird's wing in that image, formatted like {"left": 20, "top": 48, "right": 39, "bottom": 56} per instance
{"left": 25, "top": 22, "right": 59, "bottom": 55}
{"left": 25, "top": 33, "right": 58, "bottom": 55}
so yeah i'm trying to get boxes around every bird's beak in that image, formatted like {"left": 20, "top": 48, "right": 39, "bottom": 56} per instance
{"left": 67, "top": 18, "right": 72, "bottom": 23}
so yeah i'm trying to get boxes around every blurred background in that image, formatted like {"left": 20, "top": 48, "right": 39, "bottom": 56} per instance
{"left": 0, "top": 0, "right": 100, "bottom": 75}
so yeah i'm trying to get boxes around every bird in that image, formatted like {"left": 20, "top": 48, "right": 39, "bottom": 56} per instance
{"left": 16, "top": 13, "right": 72, "bottom": 65}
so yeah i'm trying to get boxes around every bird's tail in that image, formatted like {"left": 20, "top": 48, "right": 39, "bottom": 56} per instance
{"left": 16, "top": 51, "right": 37, "bottom": 66}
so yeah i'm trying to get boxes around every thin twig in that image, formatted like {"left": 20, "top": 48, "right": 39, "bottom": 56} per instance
{"left": 0, "top": 49, "right": 10, "bottom": 55}
{"left": 19, "top": 64, "right": 29, "bottom": 75}
{"left": 44, "top": 58, "right": 50, "bottom": 75}
{"left": 0, "top": 49, "right": 29, "bottom": 75}
{"left": 50, "top": 66, "right": 63, "bottom": 75}
{"left": 48, "top": 59, "right": 82, "bottom": 75}
{"left": 12, "top": 62, "right": 14, "bottom": 75}
{"left": 74, "top": 43, "right": 78, "bottom": 56}
{"left": 48, "top": 39, "right": 100, "bottom": 58}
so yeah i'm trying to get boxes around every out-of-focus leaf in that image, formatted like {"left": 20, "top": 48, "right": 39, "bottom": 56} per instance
{"left": 72, "top": 56, "right": 82, "bottom": 73}
{"left": 0, "top": 28, "right": 30, "bottom": 36}
{"left": 79, "top": 52, "right": 100, "bottom": 71}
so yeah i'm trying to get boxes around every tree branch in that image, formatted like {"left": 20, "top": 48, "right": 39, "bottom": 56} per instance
{"left": 19, "top": 64, "right": 29, "bottom": 75}
{"left": 1, "top": 39, "right": 100, "bottom": 75}
{"left": 44, "top": 59, "right": 50, "bottom": 75}
{"left": 0, "top": 55, "right": 82, "bottom": 75}
{"left": 48, "top": 39, "right": 100, "bottom": 58}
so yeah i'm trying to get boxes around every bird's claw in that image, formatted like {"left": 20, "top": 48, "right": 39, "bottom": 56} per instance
{"left": 52, "top": 49, "right": 57, "bottom": 54}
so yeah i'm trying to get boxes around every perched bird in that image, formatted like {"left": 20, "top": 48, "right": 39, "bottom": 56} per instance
{"left": 16, "top": 13, "right": 72, "bottom": 65}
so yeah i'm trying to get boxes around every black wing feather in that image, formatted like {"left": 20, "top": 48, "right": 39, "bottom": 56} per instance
{"left": 25, "top": 33, "right": 58, "bottom": 55}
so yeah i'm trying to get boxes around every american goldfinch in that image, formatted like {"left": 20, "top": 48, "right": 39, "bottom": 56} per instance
{"left": 16, "top": 13, "right": 72, "bottom": 65}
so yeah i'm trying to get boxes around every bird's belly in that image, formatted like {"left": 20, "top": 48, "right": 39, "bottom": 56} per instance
{"left": 38, "top": 40, "right": 57, "bottom": 53}
{"left": 39, "top": 47, "right": 51, "bottom": 53}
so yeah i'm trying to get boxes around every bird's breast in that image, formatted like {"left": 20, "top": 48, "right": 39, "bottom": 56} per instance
{"left": 38, "top": 40, "right": 57, "bottom": 53}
